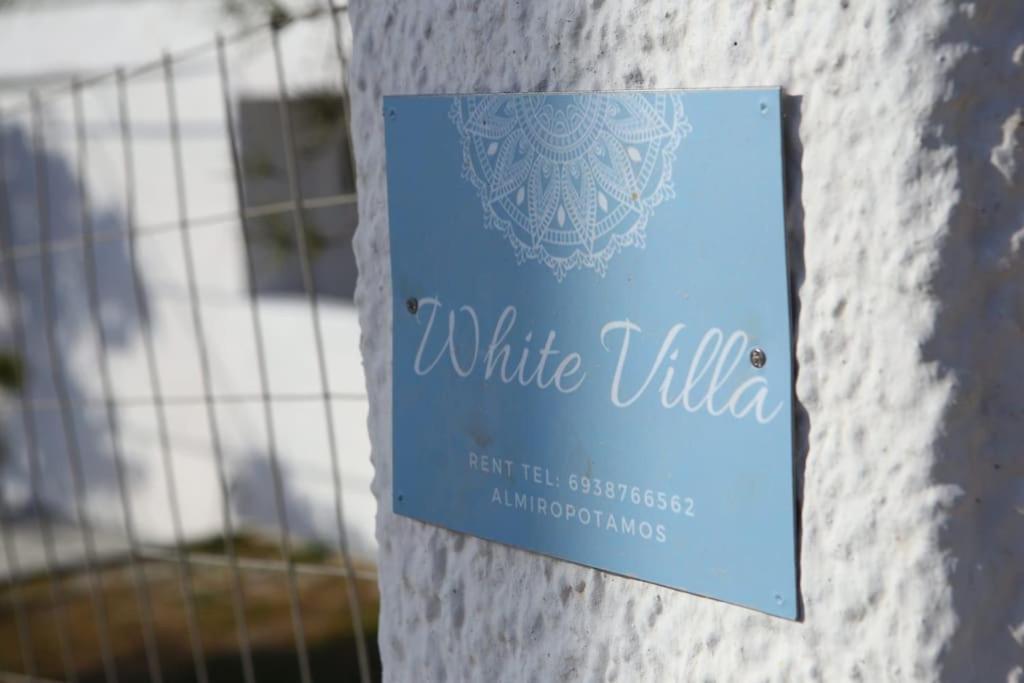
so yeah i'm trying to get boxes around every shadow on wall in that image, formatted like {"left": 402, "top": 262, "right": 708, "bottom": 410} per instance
{"left": 781, "top": 93, "right": 809, "bottom": 621}
{"left": 231, "top": 450, "right": 372, "bottom": 553}
{"left": 0, "top": 94, "right": 366, "bottom": 551}
{"left": 232, "top": 450, "right": 319, "bottom": 541}
{"left": 922, "top": 4, "right": 1024, "bottom": 681}
{"left": 0, "top": 123, "right": 142, "bottom": 522}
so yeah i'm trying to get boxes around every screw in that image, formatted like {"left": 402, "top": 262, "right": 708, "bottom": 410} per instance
{"left": 774, "top": 593, "right": 784, "bottom": 605}
{"left": 759, "top": 101, "right": 768, "bottom": 115}
{"left": 388, "top": 108, "right": 396, "bottom": 118}
{"left": 406, "top": 297, "right": 419, "bottom": 314}
{"left": 750, "top": 347, "right": 767, "bottom": 368}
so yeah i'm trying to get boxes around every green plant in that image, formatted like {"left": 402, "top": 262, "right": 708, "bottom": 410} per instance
{"left": 0, "top": 350, "right": 24, "bottom": 393}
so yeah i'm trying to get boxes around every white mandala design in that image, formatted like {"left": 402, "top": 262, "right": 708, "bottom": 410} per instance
{"left": 450, "top": 93, "right": 691, "bottom": 280}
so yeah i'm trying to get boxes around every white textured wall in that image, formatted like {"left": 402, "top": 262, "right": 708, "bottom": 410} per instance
{"left": 349, "top": 1, "right": 1024, "bottom": 680}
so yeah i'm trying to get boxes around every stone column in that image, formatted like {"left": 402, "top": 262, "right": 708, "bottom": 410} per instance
{"left": 348, "top": 2, "right": 1024, "bottom": 680}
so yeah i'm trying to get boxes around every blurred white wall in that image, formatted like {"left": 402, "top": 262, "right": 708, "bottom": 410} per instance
{"left": 0, "top": 0, "right": 376, "bottom": 561}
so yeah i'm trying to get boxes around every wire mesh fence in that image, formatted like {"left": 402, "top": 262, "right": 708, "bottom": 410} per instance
{"left": 0, "top": 3, "right": 377, "bottom": 682}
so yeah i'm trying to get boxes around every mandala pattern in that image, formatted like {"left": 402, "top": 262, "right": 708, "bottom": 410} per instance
{"left": 450, "top": 93, "right": 691, "bottom": 280}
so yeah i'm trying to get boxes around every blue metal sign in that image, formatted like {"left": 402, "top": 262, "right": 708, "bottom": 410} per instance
{"left": 385, "top": 88, "right": 797, "bottom": 618}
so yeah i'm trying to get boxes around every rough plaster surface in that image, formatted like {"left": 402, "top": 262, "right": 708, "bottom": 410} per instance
{"left": 348, "top": 2, "right": 1024, "bottom": 680}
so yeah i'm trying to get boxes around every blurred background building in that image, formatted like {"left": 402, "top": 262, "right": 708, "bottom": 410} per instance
{"left": 0, "top": 1, "right": 377, "bottom": 681}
